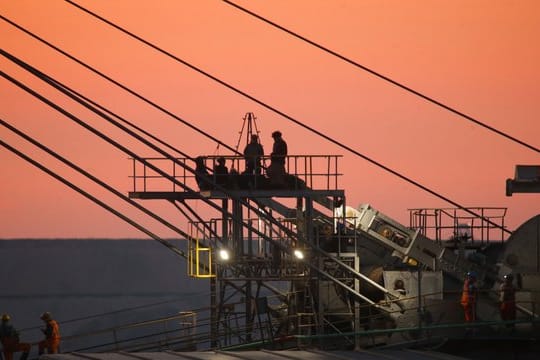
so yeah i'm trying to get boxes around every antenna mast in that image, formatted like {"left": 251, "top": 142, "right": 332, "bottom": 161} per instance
{"left": 235, "top": 112, "right": 260, "bottom": 152}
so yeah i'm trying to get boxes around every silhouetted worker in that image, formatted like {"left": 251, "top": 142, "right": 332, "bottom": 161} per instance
{"left": 243, "top": 134, "right": 264, "bottom": 175}
{"left": 267, "top": 131, "right": 288, "bottom": 187}
{"left": 228, "top": 166, "right": 241, "bottom": 189}
{"left": 213, "top": 156, "right": 229, "bottom": 187}
{"left": 460, "top": 271, "right": 478, "bottom": 323}
{"left": 0, "top": 314, "right": 30, "bottom": 360}
{"left": 270, "top": 131, "right": 287, "bottom": 166}
{"left": 499, "top": 274, "right": 517, "bottom": 326}
{"left": 194, "top": 156, "right": 212, "bottom": 191}
{"left": 38, "top": 312, "right": 60, "bottom": 356}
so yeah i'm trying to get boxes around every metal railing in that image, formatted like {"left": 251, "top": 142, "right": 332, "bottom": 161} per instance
{"left": 408, "top": 207, "right": 509, "bottom": 244}
{"left": 40, "top": 287, "right": 539, "bottom": 354}
{"left": 129, "top": 154, "right": 343, "bottom": 193}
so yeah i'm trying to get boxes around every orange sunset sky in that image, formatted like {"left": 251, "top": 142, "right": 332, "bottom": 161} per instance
{"left": 1, "top": 0, "right": 539, "bottom": 239}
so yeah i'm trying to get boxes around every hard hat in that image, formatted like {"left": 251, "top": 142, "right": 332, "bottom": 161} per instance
{"left": 467, "top": 271, "right": 477, "bottom": 278}
{"left": 1, "top": 313, "right": 10, "bottom": 322}
{"left": 40, "top": 312, "right": 52, "bottom": 321}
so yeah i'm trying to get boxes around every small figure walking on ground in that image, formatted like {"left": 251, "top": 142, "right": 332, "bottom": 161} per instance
{"left": 499, "top": 273, "right": 517, "bottom": 327}
{"left": 243, "top": 134, "right": 264, "bottom": 175}
{"left": 0, "top": 314, "right": 31, "bottom": 360}
{"left": 38, "top": 312, "right": 61, "bottom": 355}
{"left": 460, "top": 271, "right": 478, "bottom": 323}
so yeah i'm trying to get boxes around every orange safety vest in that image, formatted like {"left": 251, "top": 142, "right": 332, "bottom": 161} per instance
{"left": 499, "top": 282, "right": 516, "bottom": 303}
{"left": 46, "top": 320, "right": 60, "bottom": 341}
{"left": 460, "top": 278, "right": 477, "bottom": 306}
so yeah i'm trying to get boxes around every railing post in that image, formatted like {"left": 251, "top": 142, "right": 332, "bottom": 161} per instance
{"left": 132, "top": 158, "right": 136, "bottom": 192}
{"left": 113, "top": 329, "right": 119, "bottom": 351}
{"left": 143, "top": 161, "right": 147, "bottom": 192}
{"left": 173, "top": 159, "right": 176, "bottom": 192}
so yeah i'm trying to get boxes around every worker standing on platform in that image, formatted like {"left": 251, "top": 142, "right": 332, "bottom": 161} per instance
{"left": 38, "top": 312, "right": 60, "bottom": 355}
{"left": 460, "top": 271, "right": 478, "bottom": 323}
{"left": 194, "top": 156, "right": 212, "bottom": 191}
{"left": 499, "top": 274, "right": 517, "bottom": 327}
{"left": 0, "top": 314, "right": 31, "bottom": 360}
{"left": 243, "top": 134, "right": 264, "bottom": 175}
{"left": 270, "top": 131, "right": 287, "bottom": 167}
{"left": 267, "top": 131, "right": 288, "bottom": 187}
{"left": 213, "top": 156, "right": 229, "bottom": 187}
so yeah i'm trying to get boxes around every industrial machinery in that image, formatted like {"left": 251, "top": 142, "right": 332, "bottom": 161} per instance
{"left": 128, "top": 125, "right": 540, "bottom": 350}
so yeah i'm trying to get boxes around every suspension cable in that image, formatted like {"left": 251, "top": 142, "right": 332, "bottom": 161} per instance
{"left": 2, "top": 65, "right": 377, "bottom": 310}
{"left": 0, "top": 118, "right": 192, "bottom": 245}
{"left": 0, "top": 68, "right": 240, "bottom": 242}
{"left": 0, "top": 136, "right": 186, "bottom": 259}
{"left": 0, "top": 54, "right": 307, "bottom": 252}
{"left": 222, "top": 0, "right": 540, "bottom": 154}
{"left": 0, "top": 63, "right": 450, "bottom": 304}
{"left": 0, "top": 14, "right": 240, "bottom": 156}
{"left": 53, "top": 78, "right": 193, "bottom": 160}
{"left": 50, "top": 3, "right": 513, "bottom": 234}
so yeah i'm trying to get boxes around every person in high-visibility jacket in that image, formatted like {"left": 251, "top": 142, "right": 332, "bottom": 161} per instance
{"left": 460, "top": 271, "right": 479, "bottom": 322}
{"left": 38, "top": 312, "right": 60, "bottom": 355}
{"left": 0, "top": 314, "right": 31, "bottom": 360}
{"left": 499, "top": 274, "right": 517, "bottom": 326}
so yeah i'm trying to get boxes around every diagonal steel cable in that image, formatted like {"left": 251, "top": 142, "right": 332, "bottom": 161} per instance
{"left": 0, "top": 118, "right": 193, "bottom": 246}
{"left": 0, "top": 135, "right": 187, "bottom": 259}
{"left": 223, "top": 0, "right": 539, "bottom": 154}
{"left": 53, "top": 2, "right": 513, "bottom": 234}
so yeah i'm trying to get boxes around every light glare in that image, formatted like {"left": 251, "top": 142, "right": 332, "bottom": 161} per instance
{"left": 219, "top": 249, "right": 230, "bottom": 261}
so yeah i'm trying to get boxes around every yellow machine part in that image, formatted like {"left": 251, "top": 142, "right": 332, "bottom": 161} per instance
{"left": 188, "top": 237, "right": 215, "bottom": 278}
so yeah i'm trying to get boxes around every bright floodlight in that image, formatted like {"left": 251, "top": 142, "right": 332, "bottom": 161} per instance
{"left": 218, "top": 249, "right": 230, "bottom": 261}
{"left": 293, "top": 249, "right": 304, "bottom": 260}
